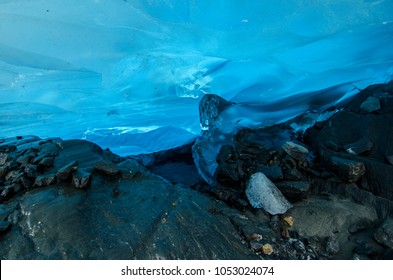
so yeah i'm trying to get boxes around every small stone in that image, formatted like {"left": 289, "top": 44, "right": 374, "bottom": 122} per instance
{"left": 0, "top": 145, "right": 16, "bottom": 153}
{"left": 348, "top": 223, "right": 367, "bottom": 234}
{"left": 18, "top": 176, "right": 33, "bottom": 189}
{"left": 326, "top": 237, "right": 340, "bottom": 255}
{"left": 250, "top": 240, "right": 263, "bottom": 251}
{"left": 72, "top": 170, "right": 91, "bottom": 189}
{"left": 247, "top": 233, "right": 263, "bottom": 241}
{"left": 282, "top": 141, "right": 309, "bottom": 161}
{"left": 246, "top": 172, "right": 292, "bottom": 215}
{"left": 374, "top": 218, "right": 393, "bottom": 249}
{"left": 0, "top": 220, "right": 11, "bottom": 232}
{"left": 34, "top": 174, "right": 56, "bottom": 187}
{"left": 5, "top": 170, "right": 20, "bottom": 182}
{"left": 328, "top": 156, "right": 366, "bottom": 182}
{"left": 324, "top": 140, "right": 340, "bottom": 151}
{"left": 38, "top": 157, "right": 55, "bottom": 168}
{"left": 94, "top": 161, "right": 120, "bottom": 177}
{"left": 360, "top": 96, "right": 381, "bottom": 114}
{"left": 57, "top": 160, "right": 78, "bottom": 180}
{"left": 282, "top": 215, "right": 295, "bottom": 227}
{"left": 262, "top": 243, "right": 274, "bottom": 255}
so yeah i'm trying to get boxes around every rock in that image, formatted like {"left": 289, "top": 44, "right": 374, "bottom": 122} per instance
{"left": 72, "top": 170, "right": 91, "bottom": 189}
{"left": 18, "top": 176, "right": 33, "bottom": 189}
{"left": 0, "top": 153, "right": 8, "bottom": 165}
{"left": 250, "top": 241, "right": 263, "bottom": 252}
{"left": 16, "top": 154, "right": 34, "bottom": 165}
{"left": 38, "top": 157, "right": 55, "bottom": 168}
{"left": 385, "top": 153, "right": 393, "bottom": 165}
{"left": 0, "top": 166, "right": 7, "bottom": 178}
{"left": 360, "top": 96, "right": 381, "bottom": 114}
{"left": 34, "top": 174, "right": 56, "bottom": 187}
{"left": 328, "top": 156, "right": 365, "bottom": 182}
{"left": 283, "top": 168, "right": 304, "bottom": 181}
{"left": 0, "top": 221, "right": 11, "bottom": 233}
{"left": 282, "top": 141, "right": 309, "bottom": 161}
{"left": 262, "top": 243, "right": 274, "bottom": 255}
{"left": 326, "top": 237, "right": 340, "bottom": 255}
{"left": 374, "top": 218, "right": 393, "bottom": 249}
{"left": 22, "top": 164, "right": 38, "bottom": 179}
{"left": 287, "top": 196, "right": 378, "bottom": 247}
{"left": 245, "top": 172, "right": 292, "bottom": 215}
{"left": 344, "top": 137, "right": 373, "bottom": 155}
{"left": 93, "top": 161, "right": 120, "bottom": 177}
{"left": 117, "top": 159, "right": 146, "bottom": 180}
{"left": 56, "top": 160, "right": 78, "bottom": 180}
{"left": 255, "top": 166, "right": 283, "bottom": 181}
{"left": 0, "top": 144, "right": 16, "bottom": 153}
{"left": 276, "top": 181, "right": 311, "bottom": 202}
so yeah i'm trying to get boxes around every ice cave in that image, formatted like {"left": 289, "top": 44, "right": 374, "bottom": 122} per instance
{"left": 1, "top": 0, "right": 393, "bottom": 260}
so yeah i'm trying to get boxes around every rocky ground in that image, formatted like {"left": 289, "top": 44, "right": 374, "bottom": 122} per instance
{"left": 1, "top": 82, "right": 393, "bottom": 259}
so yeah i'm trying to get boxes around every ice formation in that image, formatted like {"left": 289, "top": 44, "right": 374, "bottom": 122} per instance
{"left": 1, "top": 0, "right": 393, "bottom": 155}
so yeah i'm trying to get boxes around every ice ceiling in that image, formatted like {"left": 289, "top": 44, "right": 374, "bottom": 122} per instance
{"left": 1, "top": 0, "right": 393, "bottom": 155}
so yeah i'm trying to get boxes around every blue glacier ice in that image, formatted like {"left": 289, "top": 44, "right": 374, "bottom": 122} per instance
{"left": 1, "top": 0, "right": 393, "bottom": 156}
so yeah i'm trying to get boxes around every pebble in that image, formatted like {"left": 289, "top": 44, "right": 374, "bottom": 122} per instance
{"left": 57, "top": 160, "right": 78, "bottom": 180}
{"left": 94, "top": 161, "right": 120, "bottom": 177}
{"left": 72, "top": 170, "right": 91, "bottom": 189}
{"left": 282, "top": 141, "right": 309, "bottom": 161}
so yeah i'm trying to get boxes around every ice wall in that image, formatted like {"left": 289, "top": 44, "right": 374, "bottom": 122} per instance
{"left": 1, "top": 0, "right": 393, "bottom": 155}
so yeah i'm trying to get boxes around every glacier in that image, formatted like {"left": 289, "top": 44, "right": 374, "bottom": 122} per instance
{"left": 1, "top": 0, "right": 393, "bottom": 156}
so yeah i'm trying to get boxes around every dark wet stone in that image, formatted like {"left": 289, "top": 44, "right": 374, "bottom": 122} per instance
{"left": 0, "top": 153, "right": 8, "bottom": 166}
{"left": 56, "top": 160, "right": 78, "bottom": 181}
{"left": 328, "top": 156, "right": 365, "bottom": 182}
{"left": 22, "top": 164, "right": 38, "bottom": 179}
{"left": 276, "top": 181, "right": 310, "bottom": 202}
{"left": 324, "top": 140, "right": 340, "bottom": 151}
{"left": 18, "top": 176, "right": 33, "bottom": 189}
{"left": 37, "top": 142, "right": 60, "bottom": 157}
{"left": 255, "top": 166, "right": 283, "bottom": 181}
{"left": 0, "top": 166, "right": 7, "bottom": 178}
{"left": 0, "top": 145, "right": 16, "bottom": 153}
{"left": 117, "top": 159, "right": 146, "bottom": 180}
{"left": 94, "top": 161, "right": 120, "bottom": 177}
{"left": 38, "top": 157, "right": 55, "bottom": 168}
{"left": 348, "top": 223, "right": 367, "bottom": 234}
{"left": 385, "top": 153, "right": 393, "bottom": 165}
{"left": 283, "top": 168, "right": 304, "bottom": 181}
{"left": 344, "top": 137, "right": 373, "bottom": 155}
{"left": 16, "top": 154, "right": 34, "bottom": 165}
{"left": 0, "top": 187, "right": 13, "bottom": 200}
{"left": 360, "top": 96, "right": 381, "bottom": 114}
{"left": 250, "top": 240, "right": 263, "bottom": 252}
{"left": 0, "top": 221, "right": 11, "bottom": 233}
{"left": 374, "top": 218, "right": 393, "bottom": 249}
{"left": 34, "top": 174, "right": 56, "bottom": 187}
{"left": 72, "top": 170, "right": 91, "bottom": 189}
{"left": 282, "top": 141, "right": 309, "bottom": 161}
{"left": 5, "top": 170, "right": 20, "bottom": 182}
{"left": 0, "top": 204, "right": 17, "bottom": 221}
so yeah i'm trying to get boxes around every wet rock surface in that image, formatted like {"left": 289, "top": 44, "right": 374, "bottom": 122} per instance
{"left": 1, "top": 81, "right": 393, "bottom": 259}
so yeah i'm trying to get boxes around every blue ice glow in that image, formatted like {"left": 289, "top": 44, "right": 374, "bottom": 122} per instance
{"left": 1, "top": 0, "right": 393, "bottom": 154}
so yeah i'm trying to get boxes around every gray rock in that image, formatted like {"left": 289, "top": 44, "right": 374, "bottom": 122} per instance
{"left": 245, "top": 172, "right": 292, "bottom": 215}
{"left": 34, "top": 174, "right": 56, "bottom": 187}
{"left": 287, "top": 196, "right": 378, "bottom": 246}
{"left": 72, "top": 170, "right": 91, "bottom": 189}
{"left": 117, "top": 159, "right": 146, "bottom": 180}
{"left": 282, "top": 141, "right": 309, "bottom": 161}
{"left": 17, "top": 154, "right": 34, "bottom": 165}
{"left": 94, "top": 161, "right": 120, "bottom": 177}
{"left": 360, "top": 96, "right": 381, "bottom": 114}
{"left": 328, "top": 156, "right": 366, "bottom": 182}
{"left": 57, "top": 160, "right": 78, "bottom": 180}
{"left": 374, "top": 218, "right": 393, "bottom": 249}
